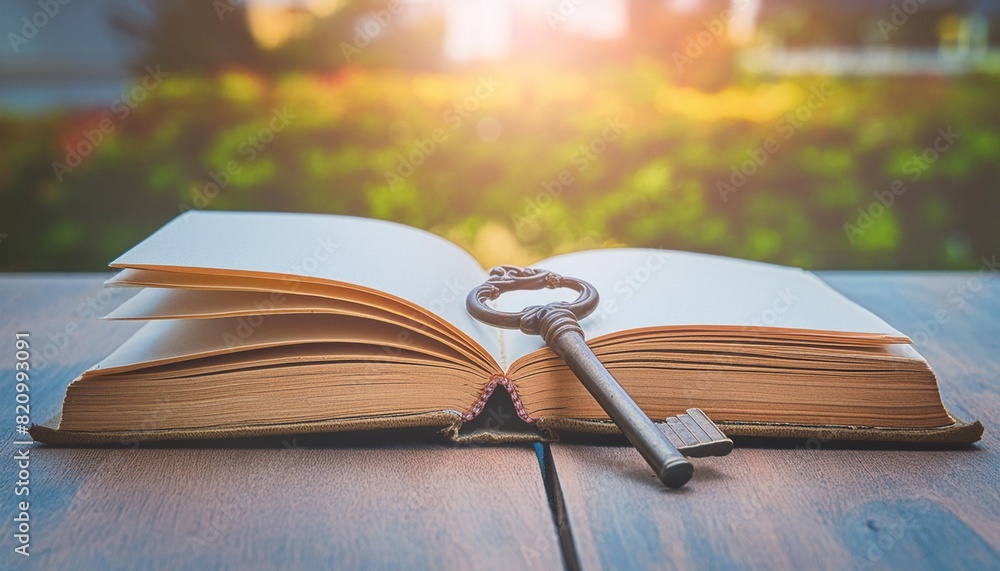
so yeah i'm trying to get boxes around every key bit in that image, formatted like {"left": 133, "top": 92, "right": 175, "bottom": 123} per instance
{"left": 467, "top": 266, "right": 731, "bottom": 489}
{"left": 659, "top": 408, "right": 733, "bottom": 458}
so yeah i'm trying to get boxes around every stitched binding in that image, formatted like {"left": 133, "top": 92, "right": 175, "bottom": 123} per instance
{"left": 462, "top": 374, "right": 533, "bottom": 422}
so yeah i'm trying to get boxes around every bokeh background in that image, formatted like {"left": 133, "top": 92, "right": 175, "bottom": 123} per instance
{"left": 1, "top": 0, "right": 998, "bottom": 272}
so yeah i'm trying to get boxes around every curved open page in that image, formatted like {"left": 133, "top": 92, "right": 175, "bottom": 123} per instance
{"left": 104, "top": 279, "right": 495, "bottom": 374}
{"left": 110, "top": 211, "right": 502, "bottom": 369}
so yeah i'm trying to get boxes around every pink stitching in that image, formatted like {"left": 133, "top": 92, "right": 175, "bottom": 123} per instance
{"left": 462, "top": 374, "right": 534, "bottom": 423}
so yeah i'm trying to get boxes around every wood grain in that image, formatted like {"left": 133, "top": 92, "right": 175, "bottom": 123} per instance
{"left": 0, "top": 275, "right": 563, "bottom": 571}
{"left": 548, "top": 272, "right": 1000, "bottom": 570}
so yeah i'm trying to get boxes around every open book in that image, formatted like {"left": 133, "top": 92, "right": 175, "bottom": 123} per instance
{"left": 31, "top": 211, "right": 982, "bottom": 445}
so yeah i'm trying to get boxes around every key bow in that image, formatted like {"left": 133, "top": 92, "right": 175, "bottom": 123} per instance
{"left": 466, "top": 266, "right": 599, "bottom": 337}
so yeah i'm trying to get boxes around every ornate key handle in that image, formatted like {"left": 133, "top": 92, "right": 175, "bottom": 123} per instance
{"left": 466, "top": 266, "right": 600, "bottom": 341}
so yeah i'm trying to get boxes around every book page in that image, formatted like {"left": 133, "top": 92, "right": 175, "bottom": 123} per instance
{"left": 110, "top": 211, "right": 501, "bottom": 361}
{"left": 88, "top": 314, "right": 474, "bottom": 375}
{"left": 104, "top": 287, "right": 494, "bottom": 372}
{"left": 498, "top": 249, "right": 909, "bottom": 363}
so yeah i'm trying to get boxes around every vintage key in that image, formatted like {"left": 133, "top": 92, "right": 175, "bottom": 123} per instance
{"left": 467, "top": 266, "right": 732, "bottom": 488}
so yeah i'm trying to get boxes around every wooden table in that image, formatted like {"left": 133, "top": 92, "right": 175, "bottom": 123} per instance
{"left": 1, "top": 273, "right": 997, "bottom": 570}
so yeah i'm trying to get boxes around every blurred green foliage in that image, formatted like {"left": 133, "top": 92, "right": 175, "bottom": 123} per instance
{"left": 1, "top": 63, "right": 998, "bottom": 271}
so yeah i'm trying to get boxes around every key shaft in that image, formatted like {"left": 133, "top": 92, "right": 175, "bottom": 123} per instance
{"left": 536, "top": 306, "right": 694, "bottom": 488}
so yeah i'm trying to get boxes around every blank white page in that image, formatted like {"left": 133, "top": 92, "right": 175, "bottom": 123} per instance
{"left": 498, "top": 249, "right": 908, "bottom": 363}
